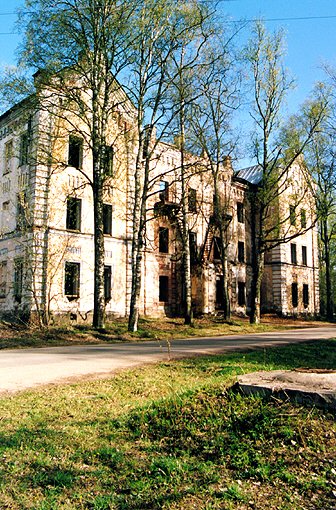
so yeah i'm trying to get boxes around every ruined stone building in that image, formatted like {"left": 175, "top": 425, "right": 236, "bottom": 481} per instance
{"left": 0, "top": 83, "right": 319, "bottom": 323}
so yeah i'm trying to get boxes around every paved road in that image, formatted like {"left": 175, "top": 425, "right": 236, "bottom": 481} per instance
{"left": 0, "top": 326, "right": 335, "bottom": 393}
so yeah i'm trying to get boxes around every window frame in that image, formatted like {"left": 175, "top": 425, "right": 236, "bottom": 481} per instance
{"left": 104, "top": 265, "right": 112, "bottom": 302}
{"left": 103, "top": 203, "right": 112, "bottom": 235}
{"left": 290, "top": 243, "right": 297, "bottom": 265}
{"left": 238, "top": 281, "right": 246, "bottom": 306}
{"left": 213, "top": 236, "right": 222, "bottom": 260}
{"left": 16, "top": 192, "right": 29, "bottom": 231}
{"left": 302, "top": 245, "right": 307, "bottom": 266}
{"left": 64, "top": 261, "right": 80, "bottom": 300}
{"left": 237, "top": 202, "right": 244, "bottom": 223}
{"left": 291, "top": 282, "right": 298, "bottom": 308}
{"left": 14, "top": 258, "right": 24, "bottom": 303}
{"left": 66, "top": 197, "right": 82, "bottom": 232}
{"left": 159, "top": 181, "right": 169, "bottom": 202}
{"left": 4, "top": 139, "right": 13, "bottom": 174}
{"left": 289, "top": 205, "right": 296, "bottom": 226}
{"left": 68, "top": 135, "right": 83, "bottom": 169}
{"left": 19, "top": 132, "right": 29, "bottom": 167}
{"left": 188, "top": 187, "right": 197, "bottom": 213}
{"left": 301, "top": 209, "right": 307, "bottom": 229}
{"left": 159, "top": 227, "right": 169, "bottom": 253}
{"left": 159, "top": 275, "right": 169, "bottom": 302}
{"left": 0, "top": 260, "right": 7, "bottom": 298}
{"left": 303, "top": 283, "right": 309, "bottom": 308}
{"left": 238, "top": 241, "right": 245, "bottom": 263}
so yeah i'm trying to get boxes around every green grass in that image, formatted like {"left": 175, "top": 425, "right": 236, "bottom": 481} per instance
{"left": 0, "top": 340, "right": 335, "bottom": 509}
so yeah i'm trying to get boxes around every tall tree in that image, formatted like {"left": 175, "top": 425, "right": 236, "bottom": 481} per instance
{"left": 245, "top": 22, "right": 327, "bottom": 323}
{"left": 126, "top": 0, "right": 212, "bottom": 331}
{"left": 188, "top": 33, "right": 241, "bottom": 320}
{"left": 14, "top": 0, "right": 135, "bottom": 329}
{"left": 304, "top": 119, "right": 336, "bottom": 320}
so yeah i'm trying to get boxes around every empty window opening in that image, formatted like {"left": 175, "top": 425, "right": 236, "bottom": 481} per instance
{"left": 159, "top": 227, "right": 169, "bottom": 253}
{"left": 159, "top": 275, "right": 169, "bottom": 302}
{"left": 290, "top": 243, "right": 297, "bottom": 264}
{"left": 0, "top": 260, "right": 7, "bottom": 298}
{"left": 290, "top": 205, "right": 296, "bottom": 226}
{"left": 4, "top": 140, "right": 13, "bottom": 174}
{"left": 14, "top": 258, "right": 24, "bottom": 303}
{"left": 238, "top": 241, "right": 245, "bottom": 263}
{"left": 103, "top": 203, "right": 112, "bottom": 235}
{"left": 104, "top": 265, "right": 112, "bottom": 301}
{"left": 189, "top": 231, "right": 197, "bottom": 265}
{"left": 19, "top": 132, "right": 29, "bottom": 166}
{"left": 291, "top": 282, "right": 298, "bottom": 308}
{"left": 64, "top": 262, "right": 80, "bottom": 300}
{"left": 301, "top": 209, "right": 307, "bottom": 228}
{"left": 103, "top": 145, "right": 114, "bottom": 177}
{"left": 238, "top": 281, "right": 246, "bottom": 306}
{"left": 302, "top": 246, "right": 307, "bottom": 266}
{"left": 237, "top": 202, "right": 244, "bottom": 223}
{"left": 303, "top": 284, "right": 309, "bottom": 308}
{"left": 16, "top": 192, "right": 29, "bottom": 231}
{"left": 68, "top": 135, "right": 83, "bottom": 169}
{"left": 188, "top": 188, "right": 197, "bottom": 212}
{"left": 215, "top": 275, "right": 225, "bottom": 309}
{"left": 213, "top": 236, "right": 222, "bottom": 260}
{"left": 66, "top": 197, "right": 81, "bottom": 231}
{"left": 159, "top": 181, "right": 169, "bottom": 202}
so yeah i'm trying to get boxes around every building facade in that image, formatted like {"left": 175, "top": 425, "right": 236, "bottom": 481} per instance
{"left": 0, "top": 91, "right": 319, "bottom": 324}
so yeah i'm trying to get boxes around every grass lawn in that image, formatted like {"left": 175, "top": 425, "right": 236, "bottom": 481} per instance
{"left": 0, "top": 314, "right": 328, "bottom": 350}
{"left": 0, "top": 339, "right": 335, "bottom": 509}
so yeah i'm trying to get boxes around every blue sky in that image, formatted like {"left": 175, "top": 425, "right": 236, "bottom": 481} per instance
{"left": 1, "top": 0, "right": 336, "bottom": 164}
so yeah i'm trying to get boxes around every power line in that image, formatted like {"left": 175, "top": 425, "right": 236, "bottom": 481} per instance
{"left": 227, "top": 14, "right": 336, "bottom": 23}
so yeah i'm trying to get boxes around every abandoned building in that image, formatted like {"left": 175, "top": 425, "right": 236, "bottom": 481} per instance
{"left": 0, "top": 82, "right": 319, "bottom": 323}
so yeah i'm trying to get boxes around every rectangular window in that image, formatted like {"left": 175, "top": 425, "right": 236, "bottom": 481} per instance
{"left": 16, "top": 192, "right": 29, "bottom": 231}
{"left": 103, "top": 203, "right": 112, "bottom": 235}
{"left": 4, "top": 140, "right": 13, "bottom": 174}
{"left": 103, "top": 145, "right": 114, "bottom": 177}
{"left": 64, "top": 262, "right": 80, "bottom": 300}
{"left": 213, "top": 236, "right": 222, "bottom": 260}
{"left": 159, "top": 275, "right": 169, "bottom": 302}
{"left": 0, "top": 260, "right": 7, "bottom": 298}
{"left": 238, "top": 281, "right": 246, "bottom": 306}
{"left": 301, "top": 209, "right": 307, "bottom": 229}
{"left": 159, "top": 181, "right": 169, "bottom": 202}
{"left": 14, "top": 258, "right": 24, "bottom": 303}
{"left": 238, "top": 241, "right": 245, "bottom": 263}
{"left": 216, "top": 275, "right": 224, "bottom": 309}
{"left": 290, "top": 205, "right": 296, "bottom": 226}
{"left": 68, "top": 135, "right": 83, "bottom": 169}
{"left": 237, "top": 202, "right": 244, "bottom": 223}
{"left": 19, "top": 132, "right": 29, "bottom": 166}
{"left": 159, "top": 227, "right": 169, "bottom": 253}
{"left": 189, "top": 231, "right": 197, "bottom": 264}
{"left": 291, "top": 282, "right": 298, "bottom": 308}
{"left": 303, "top": 284, "right": 309, "bottom": 308}
{"left": 302, "top": 245, "right": 307, "bottom": 266}
{"left": 188, "top": 188, "right": 197, "bottom": 213}
{"left": 66, "top": 197, "right": 81, "bottom": 231}
{"left": 104, "top": 265, "right": 112, "bottom": 301}
{"left": 290, "top": 243, "right": 297, "bottom": 264}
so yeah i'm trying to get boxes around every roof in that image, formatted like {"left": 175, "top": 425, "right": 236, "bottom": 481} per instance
{"left": 235, "top": 165, "right": 262, "bottom": 185}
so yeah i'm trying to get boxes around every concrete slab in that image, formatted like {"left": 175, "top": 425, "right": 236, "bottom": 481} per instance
{"left": 235, "top": 369, "right": 336, "bottom": 413}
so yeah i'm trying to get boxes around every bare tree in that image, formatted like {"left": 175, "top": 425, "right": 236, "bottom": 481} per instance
{"left": 244, "top": 22, "right": 328, "bottom": 323}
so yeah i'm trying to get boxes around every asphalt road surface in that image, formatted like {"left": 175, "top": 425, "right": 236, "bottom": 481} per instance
{"left": 0, "top": 326, "right": 335, "bottom": 393}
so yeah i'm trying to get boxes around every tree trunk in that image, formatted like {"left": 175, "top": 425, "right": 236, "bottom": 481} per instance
{"left": 323, "top": 220, "right": 334, "bottom": 320}
{"left": 93, "top": 187, "right": 105, "bottom": 329}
